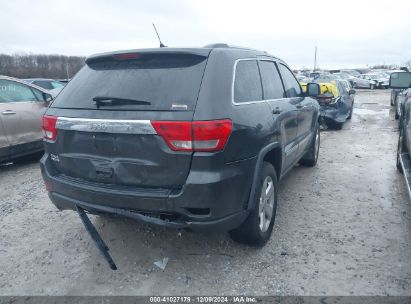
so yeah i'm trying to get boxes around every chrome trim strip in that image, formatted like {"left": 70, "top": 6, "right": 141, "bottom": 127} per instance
{"left": 56, "top": 117, "right": 157, "bottom": 134}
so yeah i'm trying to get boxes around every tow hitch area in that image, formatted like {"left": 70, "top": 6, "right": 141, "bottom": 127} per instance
{"left": 75, "top": 205, "right": 117, "bottom": 270}
{"left": 399, "top": 152, "right": 411, "bottom": 199}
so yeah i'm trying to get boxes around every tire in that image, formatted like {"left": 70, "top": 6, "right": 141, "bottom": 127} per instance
{"left": 299, "top": 126, "right": 320, "bottom": 167}
{"left": 391, "top": 92, "right": 396, "bottom": 106}
{"left": 229, "top": 162, "right": 277, "bottom": 247}
{"left": 397, "top": 126, "right": 406, "bottom": 173}
{"left": 370, "top": 83, "right": 375, "bottom": 90}
{"left": 331, "top": 121, "right": 343, "bottom": 130}
{"left": 347, "top": 103, "right": 354, "bottom": 119}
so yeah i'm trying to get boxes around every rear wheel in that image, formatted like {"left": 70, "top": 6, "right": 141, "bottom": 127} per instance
{"left": 229, "top": 162, "right": 277, "bottom": 247}
{"left": 370, "top": 83, "right": 376, "bottom": 90}
{"left": 332, "top": 121, "right": 344, "bottom": 130}
{"left": 300, "top": 126, "right": 320, "bottom": 167}
{"left": 347, "top": 102, "right": 354, "bottom": 119}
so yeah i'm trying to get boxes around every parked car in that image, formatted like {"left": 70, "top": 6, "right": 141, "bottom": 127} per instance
{"left": 301, "top": 80, "right": 355, "bottom": 129}
{"left": 389, "top": 70, "right": 406, "bottom": 106}
{"left": 392, "top": 72, "right": 411, "bottom": 180}
{"left": 332, "top": 72, "right": 364, "bottom": 88}
{"left": 370, "top": 73, "right": 390, "bottom": 88}
{"left": 356, "top": 74, "right": 378, "bottom": 89}
{"left": 40, "top": 45, "right": 321, "bottom": 262}
{"left": 0, "top": 76, "right": 54, "bottom": 163}
{"left": 296, "top": 75, "right": 311, "bottom": 82}
{"left": 23, "top": 78, "right": 65, "bottom": 90}
{"left": 357, "top": 74, "right": 388, "bottom": 89}
{"left": 316, "top": 74, "right": 352, "bottom": 90}
{"left": 340, "top": 69, "right": 361, "bottom": 77}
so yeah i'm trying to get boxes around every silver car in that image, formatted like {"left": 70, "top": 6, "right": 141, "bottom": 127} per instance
{"left": 0, "top": 76, "right": 54, "bottom": 163}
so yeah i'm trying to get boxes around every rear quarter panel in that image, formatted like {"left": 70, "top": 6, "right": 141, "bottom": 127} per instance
{"left": 193, "top": 49, "right": 276, "bottom": 163}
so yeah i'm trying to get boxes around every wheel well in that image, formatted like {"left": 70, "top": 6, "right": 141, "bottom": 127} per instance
{"left": 263, "top": 147, "right": 282, "bottom": 179}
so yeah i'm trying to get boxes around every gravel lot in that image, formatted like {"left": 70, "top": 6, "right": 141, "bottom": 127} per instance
{"left": 0, "top": 89, "right": 410, "bottom": 296}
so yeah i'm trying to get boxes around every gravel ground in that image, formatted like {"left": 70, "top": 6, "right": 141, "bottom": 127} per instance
{"left": 0, "top": 89, "right": 410, "bottom": 296}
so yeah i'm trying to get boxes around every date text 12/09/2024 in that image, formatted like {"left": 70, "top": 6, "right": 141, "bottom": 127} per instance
{"left": 149, "top": 296, "right": 257, "bottom": 303}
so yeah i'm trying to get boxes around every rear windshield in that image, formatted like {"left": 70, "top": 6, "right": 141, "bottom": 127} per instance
{"left": 51, "top": 53, "right": 208, "bottom": 111}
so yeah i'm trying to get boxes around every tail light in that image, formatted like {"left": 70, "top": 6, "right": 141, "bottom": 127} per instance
{"left": 112, "top": 53, "right": 141, "bottom": 60}
{"left": 42, "top": 115, "right": 58, "bottom": 141}
{"left": 151, "top": 119, "right": 232, "bottom": 152}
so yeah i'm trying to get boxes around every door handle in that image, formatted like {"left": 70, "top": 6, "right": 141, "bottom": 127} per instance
{"left": 2, "top": 110, "right": 16, "bottom": 115}
{"left": 296, "top": 104, "right": 303, "bottom": 109}
{"left": 272, "top": 107, "right": 282, "bottom": 114}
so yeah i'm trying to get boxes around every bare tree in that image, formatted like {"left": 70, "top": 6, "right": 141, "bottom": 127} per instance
{"left": 0, "top": 53, "right": 85, "bottom": 79}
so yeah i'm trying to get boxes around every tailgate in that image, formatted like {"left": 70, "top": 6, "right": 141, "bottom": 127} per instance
{"left": 44, "top": 50, "right": 209, "bottom": 189}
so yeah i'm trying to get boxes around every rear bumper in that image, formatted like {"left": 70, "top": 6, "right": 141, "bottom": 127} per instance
{"left": 40, "top": 154, "right": 255, "bottom": 231}
{"left": 320, "top": 102, "right": 349, "bottom": 123}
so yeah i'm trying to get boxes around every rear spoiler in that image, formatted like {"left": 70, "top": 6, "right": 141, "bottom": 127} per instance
{"left": 86, "top": 48, "right": 211, "bottom": 65}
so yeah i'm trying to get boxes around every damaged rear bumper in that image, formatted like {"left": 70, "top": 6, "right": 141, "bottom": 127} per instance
{"left": 40, "top": 154, "right": 252, "bottom": 232}
{"left": 320, "top": 103, "right": 350, "bottom": 123}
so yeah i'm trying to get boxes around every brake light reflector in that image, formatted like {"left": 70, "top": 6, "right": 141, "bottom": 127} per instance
{"left": 42, "top": 115, "right": 58, "bottom": 141}
{"left": 151, "top": 121, "right": 192, "bottom": 151}
{"left": 113, "top": 53, "right": 140, "bottom": 60}
{"left": 151, "top": 119, "right": 232, "bottom": 152}
{"left": 192, "top": 120, "right": 232, "bottom": 151}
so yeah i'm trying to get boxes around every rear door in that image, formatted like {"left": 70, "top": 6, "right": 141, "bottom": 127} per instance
{"left": 0, "top": 79, "right": 46, "bottom": 146}
{"left": 0, "top": 117, "right": 9, "bottom": 159}
{"left": 278, "top": 64, "right": 313, "bottom": 159}
{"left": 46, "top": 51, "right": 209, "bottom": 189}
{"left": 258, "top": 60, "right": 299, "bottom": 170}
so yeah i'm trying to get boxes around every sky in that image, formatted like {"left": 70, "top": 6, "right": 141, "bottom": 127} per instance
{"left": 1, "top": 0, "right": 411, "bottom": 69}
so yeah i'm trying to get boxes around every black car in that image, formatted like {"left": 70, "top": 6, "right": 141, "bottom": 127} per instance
{"left": 312, "top": 79, "right": 355, "bottom": 129}
{"left": 40, "top": 45, "right": 321, "bottom": 265}
{"left": 393, "top": 72, "right": 411, "bottom": 177}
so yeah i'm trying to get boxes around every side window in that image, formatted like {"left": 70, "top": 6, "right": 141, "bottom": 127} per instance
{"left": 234, "top": 60, "right": 263, "bottom": 103}
{"left": 0, "top": 80, "right": 38, "bottom": 103}
{"left": 32, "top": 88, "right": 46, "bottom": 101}
{"left": 259, "top": 61, "right": 285, "bottom": 99}
{"left": 279, "top": 64, "right": 302, "bottom": 98}
{"left": 33, "top": 80, "right": 53, "bottom": 90}
{"left": 51, "top": 81, "right": 64, "bottom": 89}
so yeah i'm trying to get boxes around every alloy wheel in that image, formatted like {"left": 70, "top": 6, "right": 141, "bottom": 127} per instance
{"left": 258, "top": 176, "right": 275, "bottom": 232}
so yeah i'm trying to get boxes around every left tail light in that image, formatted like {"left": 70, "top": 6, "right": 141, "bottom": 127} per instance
{"left": 151, "top": 119, "right": 232, "bottom": 152}
{"left": 42, "top": 115, "right": 58, "bottom": 141}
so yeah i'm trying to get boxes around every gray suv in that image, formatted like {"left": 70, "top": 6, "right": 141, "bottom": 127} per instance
{"left": 40, "top": 44, "right": 321, "bottom": 268}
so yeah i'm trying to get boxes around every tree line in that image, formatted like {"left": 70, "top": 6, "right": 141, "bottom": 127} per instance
{"left": 0, "top": 53, "right": 85, "bottom": 79}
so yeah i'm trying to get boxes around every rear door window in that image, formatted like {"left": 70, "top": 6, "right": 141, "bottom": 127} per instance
{"left": 259, "top": 61, "right": 285, "bottom": 99}
{"left": 0, "top": 80, "right": 39, "bottom": 102}
{"left": 279, "top": 64, "right": 302, "bottom": 98}
{"left": 33, "top": 81, "right": 53, "bottom": 90}
{"left": 51, "top": 53, "right": 208, "bottom": 111}
{"left": 234, "top": 60, "right": 263, "bottom": 103}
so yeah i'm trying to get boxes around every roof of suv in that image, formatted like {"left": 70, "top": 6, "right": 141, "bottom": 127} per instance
{"left": 86, "top": 44, "right": 280, "bottom": 63}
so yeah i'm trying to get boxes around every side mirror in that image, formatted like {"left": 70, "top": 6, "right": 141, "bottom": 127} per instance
{"left": 349, "top": 89, "right": 356, "bottom": 95}
{"left": 390, "top": 72, "right": 411, "bottom": 89}
{"left": 307, "top": 83, "right": 320, "bottom": 97}
{"left": 42, "top": 92, "right": 53, "bottom": 105}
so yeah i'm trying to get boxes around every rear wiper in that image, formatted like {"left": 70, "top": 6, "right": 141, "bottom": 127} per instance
{"left": 92, "top": 96, "right": 151, "bottom": 107}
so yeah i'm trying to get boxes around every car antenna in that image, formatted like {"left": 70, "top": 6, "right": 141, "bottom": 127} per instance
{"left": 152, "top": 23, "right": 166, "bottom": 48}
